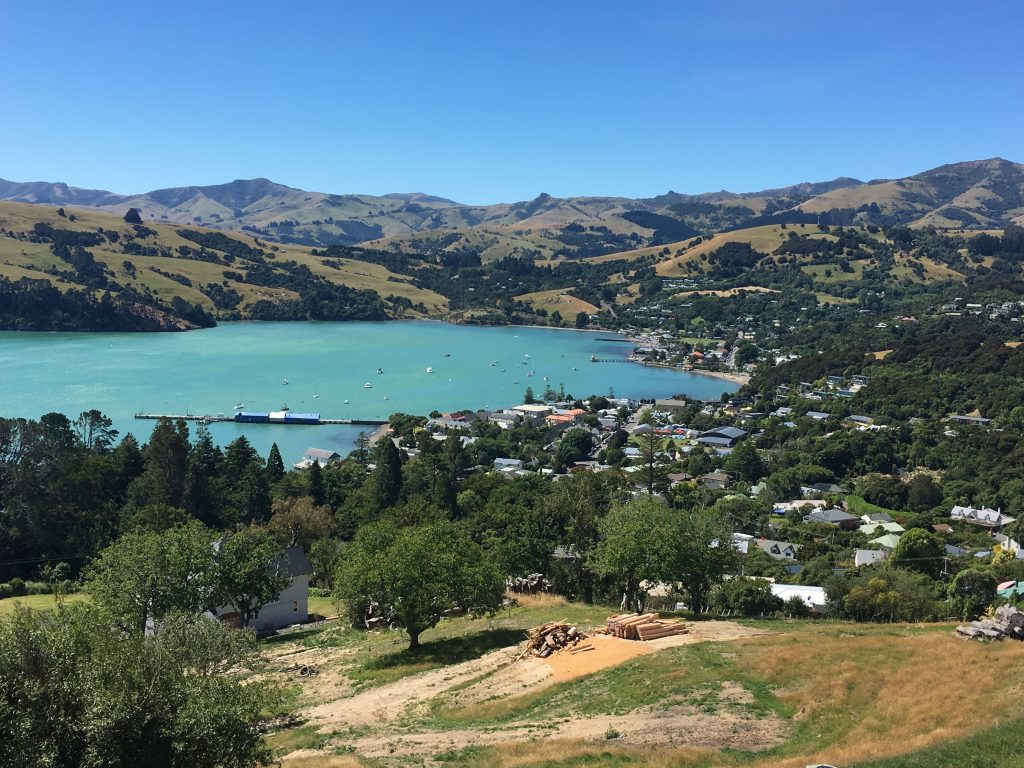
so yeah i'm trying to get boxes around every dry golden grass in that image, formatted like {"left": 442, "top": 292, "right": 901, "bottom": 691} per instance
{"left": 742, "top": 629, "right": 1024, "bottom": 768}
{"left": 509, "top": 592, "right": 568, "bottom": 609}
{"left": 514, "top": 288, "right": 599, "bottom": 316}
{"left": 281, "top": 756, "right": 365, "bottom": 768}
{"left": 870, "top": 349, "right": 893, "bottom": 360}
{"left": 477, "top": 739, "right": 724, "bottom": 768}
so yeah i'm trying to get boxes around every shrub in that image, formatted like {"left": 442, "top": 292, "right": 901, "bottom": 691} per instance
{"left": 711, "top": 577, "right": 783, "bottom": 616}
{"left": 784, "top": 594, "right": 813, "bottom": 618}
{"left": 24, "top": 581, "right": 51, "bottom": 595}
{"left": 7, "top": 578, "right": 26, "bottom": 597}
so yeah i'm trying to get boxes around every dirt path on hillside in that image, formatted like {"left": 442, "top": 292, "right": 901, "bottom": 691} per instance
{"left": 344, "top": 704, "right": 785, "bottom": 758}
{"left": 303, "top": 643, "right": 528, "bottom": 727}
{"left": 294, "top": 620, "right": 777, "bottom": 761}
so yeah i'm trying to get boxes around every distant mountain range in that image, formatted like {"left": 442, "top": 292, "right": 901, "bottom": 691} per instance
{"left": 2, "top": 158, "right": 1022, "bottom": 250}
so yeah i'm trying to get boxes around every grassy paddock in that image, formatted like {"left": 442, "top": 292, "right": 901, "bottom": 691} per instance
{"left": 0, "top": 592, "right": 87, "bottom": 615}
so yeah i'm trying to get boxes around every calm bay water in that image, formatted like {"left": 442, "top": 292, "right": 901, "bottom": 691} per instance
{"left": 0, "top": 321, "right": 735, "bottom": 464}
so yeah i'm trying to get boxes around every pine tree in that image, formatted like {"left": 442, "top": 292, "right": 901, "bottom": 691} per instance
{"left": 307, "top": 460, "right": 325, "bottom": 506}
{"left": 372, "top": 438, "right": 403, "bottom": 510}
{"left": 266, "top": 443, "right": 285, "bottom": 485}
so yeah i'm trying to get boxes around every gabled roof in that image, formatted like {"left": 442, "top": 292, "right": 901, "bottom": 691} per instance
{"left": 280, "top": 547, "right": 313, "bottom": 577}
{"left": 699, "top": 426, "right": 747, "bottom": 440}
{"left": 804, "top": 508, "right": 859, "bottom": 524}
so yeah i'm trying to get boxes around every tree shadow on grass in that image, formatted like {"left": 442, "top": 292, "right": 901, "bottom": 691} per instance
{"left": 364, "top": 627, "right": 525, "bottom": 671}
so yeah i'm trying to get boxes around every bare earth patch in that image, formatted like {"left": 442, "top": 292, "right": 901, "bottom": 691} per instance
{"left": 346, "top": 705, "right": 784, "bottom": 759}
{"left": 290, "top": 620, "right": 776, "bottom": 760}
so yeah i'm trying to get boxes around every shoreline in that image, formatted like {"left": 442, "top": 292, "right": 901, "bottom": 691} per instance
{"left": 686, "top": 368, "right": 750, "bottom": 385}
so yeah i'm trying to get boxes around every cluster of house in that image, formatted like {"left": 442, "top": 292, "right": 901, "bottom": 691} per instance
{"left": 774, "top": 373, "right": 870, "bottom": 403}
{"left": 939, "top": 297, "right": 1024, "bottom": 322}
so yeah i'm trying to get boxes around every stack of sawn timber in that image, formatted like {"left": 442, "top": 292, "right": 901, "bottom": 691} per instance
{"left": 524, "top": 621, "right": 591, "bottom": 658}
{"left": 605, "top": 613, "right": 689, "bottom": 641}
{"left": 955, "top": 605, "right": 1024, "bottom": 641}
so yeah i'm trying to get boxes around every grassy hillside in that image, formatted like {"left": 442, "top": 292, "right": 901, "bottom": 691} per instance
{"left": 261, "top": 600, "right": 1024, "bottom": 768}
{"left": 0, "top": 201, "right": 447, "bottom": 326}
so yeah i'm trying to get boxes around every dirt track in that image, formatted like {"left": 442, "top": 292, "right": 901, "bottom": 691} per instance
{"left": 291, "top": 621, "right": 778, "bottom": 760}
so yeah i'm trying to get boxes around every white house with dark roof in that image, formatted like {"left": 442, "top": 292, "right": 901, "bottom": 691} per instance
{"left": 213, "top": 546, "right": 313, "bottom": 632}
{"left": 294, "top": 447, "right": 341, "bottom": 469}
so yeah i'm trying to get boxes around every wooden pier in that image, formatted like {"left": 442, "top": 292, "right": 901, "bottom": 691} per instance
{"left": 134, "top": 413, "right": 388, "bottom": 426}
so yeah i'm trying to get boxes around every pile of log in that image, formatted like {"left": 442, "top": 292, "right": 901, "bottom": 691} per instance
{"left": 523, "top": 620, "right": 591, "bottom": 658}
{"left": 603, "top": 612, "right": 689, "bottom": 641}
{"left": 956, "top": 605, "right": 1024, "bottom": 641}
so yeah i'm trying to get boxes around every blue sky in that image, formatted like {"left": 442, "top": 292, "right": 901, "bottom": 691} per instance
{"left": 3, "top": 1, "right": 1022, "bottom": 203}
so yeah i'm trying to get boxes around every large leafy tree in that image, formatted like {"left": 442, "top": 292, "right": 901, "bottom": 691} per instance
{"left": 670, "top": 507, "right": 739, "bottom": 614}
{"left": 591, "top": 496, "right": 680, "bottom": 612}
{"left": 0, "top": 603, "right": 274, "bottom": 767}
{"left": 85, "top": 521, "right": 218, "bottom": 632}
{"left": 891, "top": 529, "right": 945, "bottom": 579}
{"left": 592, "top": 498, "right": 737, "bottom": 613}
{"left": 337, "top": 521, "right": 504, "bottom": 649}
{"left": 214, "top": 526, "right": 289, "bottom": 629}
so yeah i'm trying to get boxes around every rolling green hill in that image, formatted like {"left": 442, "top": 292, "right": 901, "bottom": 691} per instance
{"left": 3, "top": 159, "right": 1020, "bottom": 259}
{"left": 0, "top": 201, "right": 447, "bottom": 330}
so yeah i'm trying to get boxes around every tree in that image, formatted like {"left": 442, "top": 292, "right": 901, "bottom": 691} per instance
{"left": 710, "top": 577, "right": 782, "bottom": 616}
{"left": 523, "top": 386, "right": 536, "bottom": 404}
{"left": 85, "top": 521, "right": 218, "bottom": 633}
{"left": 123, "top": 207, "right": 143, "bottom": 224}
{"left": 591, "top": 497, "right": 679, "bottom": 612}
{"left": 575, "top": 311, "right": 588, "bottom": 329}
{"left": 265, "top": 443, "right": 285, "bottom": 484}
{"left": 143, "top": 417, "right": 190, "bottom": 514}
{"left": 337, "top": 521, "right": 504, "bottom": 649}
{"left": 723, "top": 440, "right": 764, "bottom": 483}
{"left": 907, "top": 474, "right": 942, "bottom": 512}
{"left": 0, "top": 603, "right": 274, "bottom": 767}
{"left": 555, "top": 428, "right": 594, "bottom": 466}
{"left": 947, "top": 568, "right": 996, "bottom": 620}
{"left": 267, "top": 496, "right": 331, "bottom": 550}
{"left": 307, "top": 459, "right": 325, "bottom": 505}
{"left": 670, "top": 507, "right": 738, "bottom": 614}
{"left": 73, "top": 409, "right": 118, "bottom": 452}
{"left": 214, "top": 527, "right": 289, "bottom": 629}
{"left": 372, "top": 437, "right": 403, "bottom": 510}
{"left": 890, "top": 529, "right": 945, "bottom": 579}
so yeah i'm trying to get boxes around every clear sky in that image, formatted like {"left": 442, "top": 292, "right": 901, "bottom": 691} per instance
{"left": 2, "top": 1, "right": 1022, "bottom": 204}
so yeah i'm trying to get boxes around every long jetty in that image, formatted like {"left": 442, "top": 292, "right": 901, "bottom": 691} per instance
{"left": 134, "top": 413, "right": 388, "bottom": 426}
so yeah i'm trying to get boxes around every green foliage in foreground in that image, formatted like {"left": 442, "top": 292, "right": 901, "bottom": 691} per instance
{"left": 0, "top": 603, "right": 275, "bottom": 768}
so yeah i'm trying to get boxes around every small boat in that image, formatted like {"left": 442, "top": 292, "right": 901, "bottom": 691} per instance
{"left": 572, "top": 367, "right": 577, "bottom": 371}
{"left": 281, "top": 404, "right": 289, "bottom": 411}
{"left": 383, "top": 395, "right": 390, "bottom": 401}
{"left": 513, "top": 379, "right": 518, "bottom": 384}
{"left": 313, "top": 394, "right": 319, "bottom": 399}
{"left": 282, "top": 379, "right": 289, "bottom": 385}
{"left": 445, "top": 353, "right": 452, "bottom": 357}
{"left": 234, "top": 403, "right": 244, "bottom": 410}
{"left": 377, "top": 367, "right": 383, "bottom": 374}
{"left": 426, "top": 367, "right": 434, "bottom": 373}
{"left": 543, "top": 376, "right": 550, "bottom": 381}
{"left": 344, "top": 399, "right": 350, "bottom": 404}
{"left": 364, "top": 382, "right": 372, "bottom": 389}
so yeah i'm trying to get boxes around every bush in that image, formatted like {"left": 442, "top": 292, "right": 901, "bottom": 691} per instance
{"left": 308, "top": 587, "right": 332, "bottom": 598}
{"left": 711, "top": 577, "right": 783, "bottom": 616}
{"left": 24, "top": 581, "right": 51, "bottom": 595}
{"left": 783, "top": 594, "right": 812, "bottom": 618}
{"left": 6, "top": 578, "right": 26, "bottom": 597}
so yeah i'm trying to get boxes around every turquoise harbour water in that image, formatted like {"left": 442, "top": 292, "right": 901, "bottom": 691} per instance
{"left": 0, "top": 321, "right": 735, "bottom": 464}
